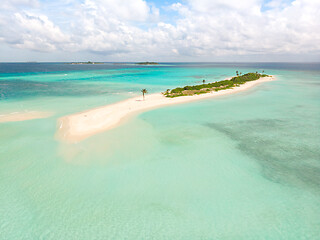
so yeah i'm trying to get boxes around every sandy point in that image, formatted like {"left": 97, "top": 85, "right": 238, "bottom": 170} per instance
{"left": 0, "top": 111, "right": 53, "bottom": 123}
{"left": 56, "top": 76, "right": 275, "bottom": 143}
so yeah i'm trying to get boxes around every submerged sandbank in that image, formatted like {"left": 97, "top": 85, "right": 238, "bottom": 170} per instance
{"left": 56, "top": 76, "right": 275, "bottom": 143}
{"left": 0, "top": 111, "right": 52, "bottom": 123}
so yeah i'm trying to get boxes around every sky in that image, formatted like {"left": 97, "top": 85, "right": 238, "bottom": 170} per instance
{"left": 0, "top": 0, "right": 319, "bottom": 62}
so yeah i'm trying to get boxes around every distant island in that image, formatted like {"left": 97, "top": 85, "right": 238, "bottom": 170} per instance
{"left": 136, "top": 62, "right": 159, "bottom": 65}
{"left": 68, "top": 61, "right": 104, "bottom": 65}
{"left": 164, "top": 72, "right": 269, "bottom": 98}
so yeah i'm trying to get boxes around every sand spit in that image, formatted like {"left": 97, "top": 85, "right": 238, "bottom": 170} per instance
{"left": 57, "top": 76, "right": 275, "bottom": 143}
{"left": 0, "top": 111, "right": 52, "bottom": 123}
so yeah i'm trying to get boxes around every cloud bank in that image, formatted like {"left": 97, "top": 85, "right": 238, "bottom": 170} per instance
{"left": 0, "top": 0, "right": 319, "bottom": 61}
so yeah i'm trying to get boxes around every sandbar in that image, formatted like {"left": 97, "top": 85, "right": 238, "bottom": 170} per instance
{"left": 0, "top": 111, "right": 52, "bottom": 123}
{"left": 56, "top": 76, "right": 275, "bottom": 143}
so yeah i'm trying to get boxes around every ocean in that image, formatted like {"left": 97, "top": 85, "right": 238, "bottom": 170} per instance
{"left": 0, "top": 62, "right": 319, "bottom": 239}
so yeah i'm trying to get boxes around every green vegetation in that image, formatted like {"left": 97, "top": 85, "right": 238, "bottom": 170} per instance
{"left": 164, "top": 72, "right": 270, "bottom": 98}
{"left": 136, "top": 62, "right": 159, "bottom": 65}
{"left": 141, "top": 89, "right": 148, "bottom": 100}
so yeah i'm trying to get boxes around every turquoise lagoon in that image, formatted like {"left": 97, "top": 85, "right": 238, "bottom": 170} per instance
{"left": 0, "top": 63, "right": 319, "bottom": 239}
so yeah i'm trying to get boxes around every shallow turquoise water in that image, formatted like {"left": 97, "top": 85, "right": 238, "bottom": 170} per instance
{"left": 0, "top": 63, "right": 319, "bottom": 239}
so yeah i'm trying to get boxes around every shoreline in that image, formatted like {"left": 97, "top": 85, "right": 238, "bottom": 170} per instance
{"left": 56, "top": 76, "right": 275, "bottom": 143}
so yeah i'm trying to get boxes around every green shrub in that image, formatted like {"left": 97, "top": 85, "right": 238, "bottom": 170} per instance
{"left": 166, "top": 72, "right": 268, "bottom": 97}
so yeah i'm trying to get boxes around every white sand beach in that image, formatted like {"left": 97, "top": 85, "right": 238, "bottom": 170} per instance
{"left": 56, "top": 76, "right": 275, "bottom": 143}
{"left": 0, "top": 111, "right": 52, "bottom": 123}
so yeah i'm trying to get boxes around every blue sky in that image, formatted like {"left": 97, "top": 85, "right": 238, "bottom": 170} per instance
{"left": 0, "top": 0, "right": 319, "bottom": 62}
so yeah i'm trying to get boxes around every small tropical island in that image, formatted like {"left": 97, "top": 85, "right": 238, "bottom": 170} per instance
{"left": 56, "top": 71, "right": 274, "bottom": 142}
{"left": 68, "top": 61, "right": 104, "bottom": 65}
{"left": 136, "top": 62, "right": 159, "bottom": 65}
{"left": 164, "top": 72, "right": 269, "bottom": 97}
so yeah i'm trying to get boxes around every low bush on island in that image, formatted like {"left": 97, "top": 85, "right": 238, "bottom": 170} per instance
{"left": 164, "top": 72, "right": 270, "bottom": 98}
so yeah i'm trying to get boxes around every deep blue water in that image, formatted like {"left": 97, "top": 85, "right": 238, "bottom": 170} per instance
{"left": 1, "top": 62, "right": 319, "bottom": 75}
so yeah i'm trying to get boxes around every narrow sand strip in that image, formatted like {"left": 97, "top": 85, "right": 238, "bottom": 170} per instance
{"left": 57, "top": 76, "right": 275, "bottom": 143}
{"left": 0, "top": 111, "right": 52, "bottom": 123}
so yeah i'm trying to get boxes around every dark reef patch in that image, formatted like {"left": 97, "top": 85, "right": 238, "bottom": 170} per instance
{"left": 205, "top": 118, "right": 320, "bottom": 192}
{"left": 0, "top": 79, "right": 113, "bottom": 100}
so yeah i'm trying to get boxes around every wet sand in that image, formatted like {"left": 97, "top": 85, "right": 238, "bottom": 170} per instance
{"left": 0, "top": 111, "right": 52, "bottom": 123}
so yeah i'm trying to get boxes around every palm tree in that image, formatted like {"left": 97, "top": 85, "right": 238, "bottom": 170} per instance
{"left": 141, "top": 89, "right": 148, "bottom": 100}
{"left": 240, "top": 72, "right": 242, "bottom": 76}
{"left": 262, "top": 70, "right": 264, "bottom": 74}
{"left": 236, "top": 71, "right": 239, "bottom": 76}
{"left": 202, "top": 79, "right": 206, "bottom": 84}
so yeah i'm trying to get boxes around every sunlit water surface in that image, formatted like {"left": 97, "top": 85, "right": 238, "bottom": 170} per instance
{"left": 0, "top": 63, "right": 319, "bottom": 239}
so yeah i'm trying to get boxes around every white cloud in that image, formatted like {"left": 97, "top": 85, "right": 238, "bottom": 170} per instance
{"left": 165, "top": 0, "right": 320, "bottom": 57}
{"left": 0, "top": 0, "right": 319, "bottom": 60}
{"left": 187, "top": 0, "right": 262, "bottom": 12}
{"left": 1, "top": 0, "right": 39, "bottom": 10}
{"left": 0, "top": 12, "right": 71, "bottom": 52}
{"left": 81, "top": 0, "right": 152, "bottom": 22}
